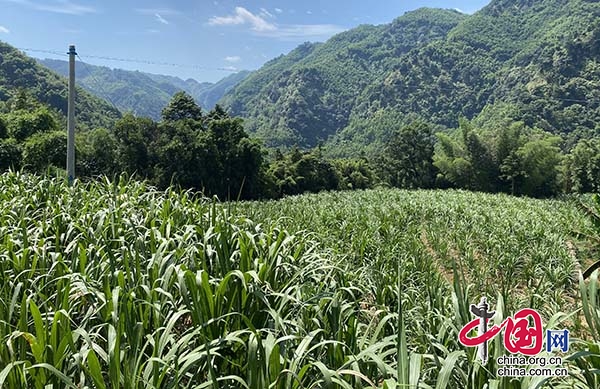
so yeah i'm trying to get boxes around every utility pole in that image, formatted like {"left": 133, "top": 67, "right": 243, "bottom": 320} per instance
{"left": 67, "top": 44, "right": 76, "bottom": 185}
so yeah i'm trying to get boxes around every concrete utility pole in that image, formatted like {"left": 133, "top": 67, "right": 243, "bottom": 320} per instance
{"left": 67, "top": 44, "right": 76, "bottom": 185}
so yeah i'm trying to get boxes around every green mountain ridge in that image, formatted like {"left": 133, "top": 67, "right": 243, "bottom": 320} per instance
{"left": 39, "top": 58, "right": 250, "bottom": 120}
{"left": 143, "top": 73, "right": 213, "bottom": 98}
{"left": 0, "top": 41, "right": 121, "bottom": 130}
{"left": 220, "top": 0, "right": 600, "bottom": 155}
{"left": 221, "top": 8, "right": 467, "bottom": 149}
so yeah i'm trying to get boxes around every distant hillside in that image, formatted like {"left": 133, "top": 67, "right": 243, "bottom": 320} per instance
{"left": 197, "top": 71, "right": 252, "bottom": 111}
{"left": 145, "top": 71, "right": 251, "bottom": 110}
{"left": 39, "top": 58, "right": 250, "bottom": 120}
{"left": 0, "top": 41, "right": 121, "bottom": 130}
{"left": 221, "top": 0, "right": 600, "bottom": 155}
{"left": 220, "top": 8, "right": 468, "bottom": 149}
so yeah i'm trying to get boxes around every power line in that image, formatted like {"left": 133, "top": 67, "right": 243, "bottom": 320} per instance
{"left": 18, "top": 46, "right": 600, "bottom": 106}
{"left": 75, "top": 53, "right": 121, "bottom": 112}
{"left": 17, "top": 47, "right": 67, "bottom": 57}
{"left": 15, "top": 47, "right": 123, "bottom": 112}
{"left": 17, "top": 47, "right": 238, "bottom": 73}
{"left": 80, "top": 53, "right": 238, "bottom": 72}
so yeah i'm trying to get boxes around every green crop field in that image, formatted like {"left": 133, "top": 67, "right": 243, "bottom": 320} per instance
{"left": 0, "top": 172, "right": 599, "bottom": 388}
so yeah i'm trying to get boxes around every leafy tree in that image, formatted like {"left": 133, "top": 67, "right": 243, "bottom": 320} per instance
{"left": 208, "top": 117, "right": 265, "bottom": 199}
{"left": 499, "top": 151, "right": 526, "bottom": 196}
{"left": 3, "top": 88, "right": 40, "bottom": 112}
{"left": 434, "top": 119, "right": 499, "bottom": 192}
{"left": 161, "top": 91, "right": 203, "bottom": 123}
{"left": 268, "top": 148, "right": 342, "bottom": 196}
{"left": 564, "top": 138, "right": 600, "bottom": 193}
{"left": 22, "top": 131, "right": 67, "bottom": 171}
{"left": 0, "top": 138, "right": 21, "bottom": 170}
{"left": 494, "top": 122, "right": 525, "bottom": 167}
{"left": 0, "top": 116, "right": 7, "bottom": 139}
{"left": 461, "top": 121, "right": 497, "bottom": 191}
{"left": 123, "top": 95, "right": 269, "bottom": 199}
{"left": 78, "top": 128, "right": 119, "bottom": 177}
{"left": 434, "top": 125, "right": 481, "bottom": 190}
{"left": 153, "top": 120, "right": 206, "bottom": 190}
{"left": 511, "top": 136, "right": 563, "bottom": 197}
{"left": 206, "top": 104, "right": 229, "bottom": 121}
{"left": 433, "top": 118, "right": 565, "bottom": 197}
{"left": 113, "top": 113, "right": 159, "bottom": 177}
{"left": 4, "top": 106, "right": 59, "bottom": 141}
{"left": 379, "top": 121, "right": 436, "bottom": 189}
{"left": 295, "top": 152, "right": 340, "bottom": 193}
{"left": 335, "top": 158, "right": 377, "bottom": 190}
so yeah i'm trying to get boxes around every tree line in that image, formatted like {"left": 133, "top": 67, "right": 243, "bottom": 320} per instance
{"left": 0, "top": 90, "right": 598, "bottom": 199}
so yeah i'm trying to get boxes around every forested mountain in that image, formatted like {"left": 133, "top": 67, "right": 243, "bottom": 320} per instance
{"left": 144, "top": 71, "right": 252, "bottom": 111}
{"left": 0, "top": 41, "right": 120, "bottom": 130}
{"left": 143, "top": 73, "right": 213, "bottom": 100}
{"left": 221, "top": 0, "right": 600, "bottom": 154}
{"left": 195, "top": 71, "right": 252, "bottom": 112}
{"left": 39, "top": 58, "right": 250, "bottom": 120}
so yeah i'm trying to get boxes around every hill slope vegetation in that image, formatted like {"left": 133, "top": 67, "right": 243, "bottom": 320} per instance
{"left": 221, "top": 0, "right": 600, "bottom": 154}
{"left": 0, "top": 41, "right": 121, "bottom": 130}
{"left": 39, "top": 58, "right": 250, "bottom": 120}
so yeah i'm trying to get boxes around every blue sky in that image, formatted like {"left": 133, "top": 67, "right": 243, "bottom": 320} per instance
{"left": 0, "top": 0, "right": 490, "bottom": 83}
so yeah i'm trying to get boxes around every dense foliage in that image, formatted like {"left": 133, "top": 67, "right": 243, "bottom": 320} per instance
{"left": 1, "top": 172, "right": 599, "bottom": 387}
{"left": 2, "top": 0, "right": 600, "bottom": 386}
{"left": 221, "top": 0, "right": 600, "bottom": 154}
{"left": 0, "top": 84, "right": 375, "bottom": 199}
{"left": 106, "top": 94, "right": 265, "bottom": 200}
{"left": 0, "top": 81, "right": 597, "bottom": 199}
{"left": 1, "top": 1, "right": 600, "bottom": 200}
{"left": 39, "top": 58, "right": 250, "bottom": 120}
{"left": 221, "top": 8, "right": 466, "bottom": 149}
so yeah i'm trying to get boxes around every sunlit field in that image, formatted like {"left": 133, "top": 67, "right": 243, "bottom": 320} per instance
{"left": 1, "top": 172, "right": 599, "bottom": 388}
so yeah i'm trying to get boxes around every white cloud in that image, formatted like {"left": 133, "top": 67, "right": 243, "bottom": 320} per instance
{"left": 306, "top": 10, "right": 312, "bottom": 15}
{"left": 209, "top": 7, "right": 346, "bottom": 40}
{"left": 454, "top": 8, "right": 475, "bottom": 15}
{"left": 274, "top": 8, "right": 283, "bottom": 14}
{"left": 225, "top": 56, "right": 241, "bottom": 62}
{"left": 223, "top": 65, "right": 238, "bottom": 71}
{"left": 155, "top": 13, "right": 169, "bottom": 25}
{"left": 208, "top": 7, "right": 276, "bottom": 32}
{"left": 261, "top": 24, "right": 346, "bottom": 40}
{"left": 0, "top": 26, "right": 9, "bottom": 33}
{"left": 260, "top": 8, "right": 274, "bottom": 18}
{"left": 3, "top": 0, "right": 96, "bottom": 15}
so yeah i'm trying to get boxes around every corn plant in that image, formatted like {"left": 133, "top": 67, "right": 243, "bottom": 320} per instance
{"left": 0, "top": 172, "right": 593, "bottom": 388}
